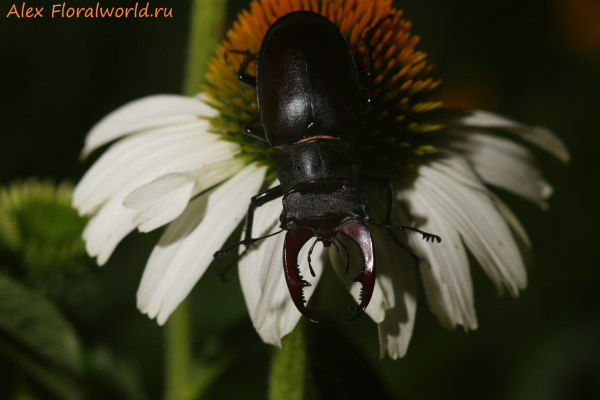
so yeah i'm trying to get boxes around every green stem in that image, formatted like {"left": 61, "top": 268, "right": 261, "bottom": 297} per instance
{"left": 163, "top": 1, "right": 228, "bottom": 398}
{"left": 183, "top": 0, "right": 228, "bottom": 96}
{"left": 269, "top": 324, "right": 307, "bottom": 400}
{"left": 164, "top": 300, "right": 193, "bottom": 400}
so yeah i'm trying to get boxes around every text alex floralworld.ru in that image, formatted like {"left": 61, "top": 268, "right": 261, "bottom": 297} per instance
{"left": 7, "top": 2, "right": 173, "bottom": 18}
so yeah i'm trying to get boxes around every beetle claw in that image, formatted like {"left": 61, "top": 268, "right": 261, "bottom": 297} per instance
{"left": 338, "top": 220, "right": 376, "bottom": 321}
{"left": 283, "top": 226, "right": 319, "bottom": 323}
{"left": 349, "top": 306, "right": 365, "bottom": 321}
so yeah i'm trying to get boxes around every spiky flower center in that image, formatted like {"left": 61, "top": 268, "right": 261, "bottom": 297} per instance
{"left": 202, "top": 0, "right": 442, "bottom": 178}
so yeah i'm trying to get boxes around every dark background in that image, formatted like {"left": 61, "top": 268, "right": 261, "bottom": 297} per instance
{"left": 2, "top": 0, "right": 599, "bottom": 399}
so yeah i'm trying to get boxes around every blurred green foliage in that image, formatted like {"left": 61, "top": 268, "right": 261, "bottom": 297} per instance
{"left": 1, "top": 0, "right": 599, "bottom": 399}
{"left": 0, "top": 180, "right": 87, "bottom": 275}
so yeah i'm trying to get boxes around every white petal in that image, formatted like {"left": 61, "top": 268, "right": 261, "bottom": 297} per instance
{"left": 396, "top": 188, "right": 477, "bottom": 330}
{"left": 123, "top": 173, "right": 195, "bottom": 209}
{"left": 414, "top": 156, "right": 527, "bottom": 297}
{"left": 431, "top": 109, "right": 569, "bottom": 162}
{"left": 489, "top": 195, "right": 532, "bottom": 267}
{"left": 376, "top": 235, "right": 417, "bottom": 359}
{"left": 236, "top": 182, "right": 326, "bottom": 344}
{"left": 127, "top": 173, "right": 196, "bottom": 232}
{"left": 449, "top": 133, "right": 553, "bottom": 208}
{"left": 253, "top": 232, "right": 326, "bottom": 335}
{"left": 253, "top": 230, "right": 287, "bottom": 331}
{"left": 136, "top": 164, "right": 266, "bottom": 325}
{"left": 255, "top": 324, "right": 283, "bottom": 348}
{"left": 329, "top": 235, "right": 387, "bottom": 323}
{"left": 124, "top": 159, "right": 245, "bottom": 232}
{"left": 370, "top": 227, "right": 396, "bottom": 310}
{"left": 75, "top": 126, "right": 239, "bottom": 265}
{"left": 82, "top": 189, "right": 139, "bottom": 266}
{"left": 74, "top": 121, "right": 237, "bottom": 216}
{"left": 82, "top": 95, "right": 214, "bottom": 157}
{"left": 363, "top": 189, "right": 396, "bottom": 309}
{"left": 237, "top": 183, "right": 285, "bottom": 346}
{"left": 276, "top": 241, "right": 325, "bottom": 337}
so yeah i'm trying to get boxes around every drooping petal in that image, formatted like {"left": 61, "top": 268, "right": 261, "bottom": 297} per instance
{"left": 253, "top": 230, "right": 288, "bottom": 331}
{"left": 127, "top": 173, "right": 196, "bottom": 233}
{"left": 74, "top": 122, "right": 237, "bottom": 216}
{"left": 275, "top": 238, "right": 325, "bottom": 337}
{"left": 123, "top": 159, "right": 245, "bottom": 232}
{"left": 329, "top": 236, "right": 388, "bottom": 324}
{"left": 376, "top": 234, "right": 418, "bottom": 359}
{"left": 74, "top": 125, "right": 239, "bottom": 265}
{"left": 410, "top": 151, "right": 532, "bottom": 260}
{"left": 253, "top": 229, "right": 326, "bottom": 335}
{"left": 489, "top": 195, "right": 533, "bottom": 268}
{"left": 425, "top": 109, "right": 569, "bottom": 162}
{"left": 237, "top": 183, "right": 285, "bottom": 346}
{"left": 448, "top": 133, "right": 553, "bottom": 208}
{"left": 136, "top": 164, "right": 266, "bottom": 325}
{"left": 82, "top": 189, "right": 139, "bottom": 266}
{"left": 362, "top": 189, "right": 396, "bottom": 309}
{"left": 396, "top": 187, "right": 477, "bottom": 330}
{"left": 370, "top": 226, "right": 396, "bottom": 310}
{"left": 414, "top": 156, "right": 527, "bottom": 297}
{"left": 237, "top": 179, "right": 326, "bottom": 342}
{"left": 82, "top": 95, "right": 213, "bottom": 157}
{"left": 363, "top": 188, "right": 417, "bottom": 355}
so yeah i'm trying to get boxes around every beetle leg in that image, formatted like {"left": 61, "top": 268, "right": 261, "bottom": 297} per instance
{"left": 214, "top": 186, "right": 283, "bottom": 280}
{"left": 370, "top": 221, "right": 442, "bottom": 243}
{"left": 226, "top": 49, "right": 258, "bottom": 87}
{"left": 245, "top": 186, "right": 284, "bottom": 242}
{"left": 284, "top": 226, "right": 318, "bottom": 323}
{"left": 244, "top": 115, "right": 267, "bottom": 141}
{"left": 359, "top": 15, "right": 394, "bottom": 82}
{"left": 361, "top": 177, "right": 430, "bottom": 269}
{"left": 385, "top": 231, "right": 424, "bottom": 271}
{"left": 338, "top": 220, "right": 376, "bottom": 321}
{"left": 215, "top": 229, "right": 284, "bottom": 281}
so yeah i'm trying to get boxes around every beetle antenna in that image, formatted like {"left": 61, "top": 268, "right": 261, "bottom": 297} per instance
{"left": 218, "top": 254, "right": 245, "bottom": 282}
{"left": 364, "top": 15, "right": 394, "bottom": 43}
{"left": 333, "top": 237, "right": 351, "bottom": 274}
{"left": 307, "top": 238, "right": 320, "bottom": 278}
{"left": 215, "top": 230, "right": 284, "bottom": 281}
{"left": 360, "top": 15, "right": 395, "bottom": 79}
{"left": 213, "top": 230, "right": 284, "bottom": 258}
{"left": 223, "top": 49, "right": 256, "bottom": 64}
{"left": 369, "top": 221, "right": 442, "bottom": 243}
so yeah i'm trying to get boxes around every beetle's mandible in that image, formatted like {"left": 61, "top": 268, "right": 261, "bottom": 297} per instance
{"left": 215, "top": 11, "right": 441, "bottom": 322}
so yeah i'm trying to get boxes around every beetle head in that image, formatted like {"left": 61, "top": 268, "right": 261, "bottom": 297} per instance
{"left": 283, "top": 219, "right": 376, "bottom": 322}
{"left": 312, "top": 220, "right": 342, "bottom": 248}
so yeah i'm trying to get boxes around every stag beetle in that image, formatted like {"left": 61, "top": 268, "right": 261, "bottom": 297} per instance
{"left": 215, "top": 11, "right": 440, "bottom": 322}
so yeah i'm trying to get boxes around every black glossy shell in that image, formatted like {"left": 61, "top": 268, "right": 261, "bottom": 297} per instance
{"left": 257, "top": 11, "right": 362, "bottom": 148}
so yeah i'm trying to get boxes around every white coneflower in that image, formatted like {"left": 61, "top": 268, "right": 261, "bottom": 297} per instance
{"left": 73, "top": 0, "right": 568, "bottom": 358}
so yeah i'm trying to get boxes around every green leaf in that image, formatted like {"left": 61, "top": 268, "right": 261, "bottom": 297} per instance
{"left": 0, "top": 272, "right": 82, "bottom": 372}
{"left": 0, "top": 340, "right": 82, "bottom": 400}
{"left": 85, "top": 347, "right": 150, "bottom": 400}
